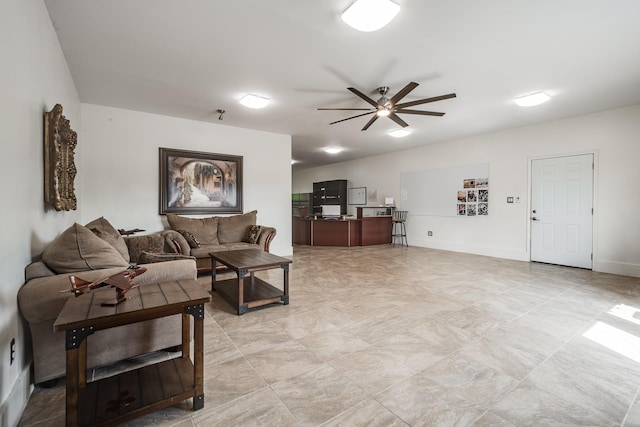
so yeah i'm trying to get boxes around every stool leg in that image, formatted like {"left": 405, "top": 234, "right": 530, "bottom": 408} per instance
{"left": 392, "top": 222, "right": 396, "bottom": 247}
{"left": 402, "top": 222, "right": 408, "bottom": 247}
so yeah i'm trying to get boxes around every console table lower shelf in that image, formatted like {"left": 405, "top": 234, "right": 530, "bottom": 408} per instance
{"left": 215, "top": 276, "right": 288, "bottom": 314}
{"left": 76, "top": 358, "right": 195, "bottom": 426}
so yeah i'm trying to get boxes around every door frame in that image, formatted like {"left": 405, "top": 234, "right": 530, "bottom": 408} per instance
{"left": 527, "top": 150, "right": 599, "bottom": 269}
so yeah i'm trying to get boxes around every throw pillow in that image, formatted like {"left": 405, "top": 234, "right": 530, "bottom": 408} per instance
{"left": 243, "top": 225, "right": 262, "bottom": 244}
{"left": 167, "top": 214, "right": 219, "bottom": 246}
{"left": 85, "top": 217, "right": 130, "bottom": 262}
{"left": 124, "top": 234, "right": 164, "bottom": 264}
{"left": 178, "top": 230, "right": 201, "bottom": 248}
{"left": 218, "top": 210, "right": 257, "bottom": 244}
{"left": 137, "top": 251, "right": 195, "bottom": 264}
{"left": 42, "top": 223, "right": 130, "bottom": 274}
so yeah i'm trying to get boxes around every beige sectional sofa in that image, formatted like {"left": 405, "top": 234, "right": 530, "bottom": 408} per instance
{"left": 18, "top": 218, "right": 197, "bottom": 385}
{"left": 163, "top": 210, "right": 277, "bottom": 272}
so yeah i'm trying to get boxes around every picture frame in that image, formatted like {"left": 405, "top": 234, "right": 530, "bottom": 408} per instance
{"left": 44, "top": 104, "right": 77, "bottom": 211}
{"left": 159, "top": 148, "right": 243, "bottom": 214}
{"left": 348, "top": 187, "right": 367, "bottom": 205}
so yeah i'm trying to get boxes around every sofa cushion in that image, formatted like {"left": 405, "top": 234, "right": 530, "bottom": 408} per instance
{"left": 219, "top": 242, "right": 261, "bottom": 251}
{"left": 167, "top": 214, "right": 219, "bottom": 246}
{"left": 85, "top": 217, "right": 130, "bottom": 262}
{"left": 178, "top": 230, "right": 201, "bottom": 248}
{"left": 218, "top": 210, "right": 257, "bottom": 244}
{"left": 25, "top": 261, "right": 56, "bottom": 282}
{"left": 243, "top": 225, "right": 262, "bottom": 244}
{"left": 42, "top": 223, "right": 130, "bottom": 274}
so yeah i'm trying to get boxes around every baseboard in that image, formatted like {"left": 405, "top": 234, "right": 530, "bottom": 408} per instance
{"left": 410, "top": 238, "right": 530, "bottom": 262}
{"left": 0, "top": 365, "right": 32, "bottom": 427}
{"left": 594, "top": 259, "right": 640, "bottom": 278}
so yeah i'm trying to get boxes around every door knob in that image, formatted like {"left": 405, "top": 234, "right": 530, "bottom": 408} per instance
{"left": 531, "top": 217, "right": 539, "bottom": 221}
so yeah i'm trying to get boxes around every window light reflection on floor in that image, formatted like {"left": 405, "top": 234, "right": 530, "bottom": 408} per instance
{"left": 583, "top": 321, "right": 640, "bottom": 364}
{"left": 607, "top": 303, "right": 640, "bottom": 326}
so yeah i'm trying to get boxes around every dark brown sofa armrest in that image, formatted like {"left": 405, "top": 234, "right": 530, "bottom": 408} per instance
{"left": 258, "top": 226, "right": 276, "bottom": 252}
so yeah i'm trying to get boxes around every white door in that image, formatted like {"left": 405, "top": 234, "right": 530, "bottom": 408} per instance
{"left": 530, "top": 154, "right": 593, "bottom": 269}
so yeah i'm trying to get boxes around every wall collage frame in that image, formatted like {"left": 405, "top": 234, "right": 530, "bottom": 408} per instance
{"left": 457, "top": 177, "right": 489, "bottom": 216}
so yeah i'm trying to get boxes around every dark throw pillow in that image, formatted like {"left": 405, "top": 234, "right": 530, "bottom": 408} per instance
{"left": 178, "top": 230, "right": 201, "bottom": 248}
{"left": 243, "top": 225, "right": 262, "bottom": 244}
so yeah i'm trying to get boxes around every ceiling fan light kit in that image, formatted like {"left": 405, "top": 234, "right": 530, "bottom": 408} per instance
{"left": 514, "top": 91, "right": 550, "bottom": 107}
{"left": 341, "top": 0, "right": 400, "bottom": 32}
{"left": 318, "top": 81, "right": 456, "bottom": 131}
{"left": 239, "top": 93, "right": 270, "bottom": 109}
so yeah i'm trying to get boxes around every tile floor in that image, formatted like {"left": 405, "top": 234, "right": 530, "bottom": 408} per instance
{"left": 19, "top": 245, "right": 640, "bottom": 426}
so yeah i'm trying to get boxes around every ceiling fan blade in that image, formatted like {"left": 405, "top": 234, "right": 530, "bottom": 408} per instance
{"left": 348, "top": 87, "right": 380, "bottom": 108}
{"left": 395, "top": 109, "right": 445, "bottom": 116}
{"left": 361, "top": 115, "right": 379, "bottom": 131}
{"left": 318, "top": 108, "right": 374, "bottom": 111}
{"left": 389, "top": 82, "right": 419, "bottom": 106}
{"left": 388, "top": 113, "right": 409, "bottom": 128}
{"left": 329, "top": 111, "right": 375, "bottom": 125}
{"left": 395, "top": 93, "right": 457, "bottom": 109}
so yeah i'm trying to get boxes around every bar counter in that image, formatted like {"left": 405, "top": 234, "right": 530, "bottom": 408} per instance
{"left": 292, "top": 216, "right": 392, "bottom": 247}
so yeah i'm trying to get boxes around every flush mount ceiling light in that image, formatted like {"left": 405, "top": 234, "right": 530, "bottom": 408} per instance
{"left": 239, "top": 93, "right": 270, "bottom": 109}
{"left": 341, "top": 0, "right": 400, "bottom": 32}
{"left": 514, "top": 91, "right": 551, "bottom": 107}
{"left": 324, "top": 147, "right": 344, "bottom": 154}
{"left": 388, "top": 129, "right": 410, "bottom": 138}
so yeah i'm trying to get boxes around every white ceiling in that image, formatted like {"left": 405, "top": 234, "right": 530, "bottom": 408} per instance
{"left": 44, "top": 0, "right": 640, "bottom": 171}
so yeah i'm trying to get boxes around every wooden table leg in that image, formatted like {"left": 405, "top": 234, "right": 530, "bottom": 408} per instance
{"left": 182, "top": 313, "right": 191, "bottom": 360}
{"left": 237, "top": 269, "right": 248, "bottom": 315}
{"left": 193, "top": 307, "right": 204, "bottom": 410}
{"left": 211, "top": 258, "right": 217, "bottom": 292}
{"left": 65, "top": 333, "right": 87, "bottom": 427}
{"left": 282, "top": 264, "right": 290, "bottom": 305}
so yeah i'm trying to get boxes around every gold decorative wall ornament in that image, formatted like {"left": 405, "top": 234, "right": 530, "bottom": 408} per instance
{"left": 44, "top": 104, "right": 77, "bottom": 211}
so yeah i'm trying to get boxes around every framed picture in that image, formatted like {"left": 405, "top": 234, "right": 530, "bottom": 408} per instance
{"left": 159, "top": 148, "right": 243, "bottom": 214}
{"left": 348, "top": 187, "right": 367, "bottom": 205}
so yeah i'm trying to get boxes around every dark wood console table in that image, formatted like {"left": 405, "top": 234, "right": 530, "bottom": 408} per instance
{"left": 210, "top": 249, "right": 292, "bottom": 315}
{"left": 54, "top": 280, "right": 211, "bottom": 427}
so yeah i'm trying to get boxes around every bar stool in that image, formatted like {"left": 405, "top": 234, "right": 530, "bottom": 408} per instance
{"left": 391, "top": 210, "right": 408, "bottom": 247}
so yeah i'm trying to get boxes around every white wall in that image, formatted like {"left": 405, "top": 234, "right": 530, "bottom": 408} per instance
{"left": 1, "top": 3, "right": 291, "bottom": 423}
{"left": 79, "top": 104, "right": 293, "bottom": 257}
{"left": 293, "top": 104, "right": 640, "bottom": 278}
{"left": 0, "top": 0, "right": 81, "bottom": 425}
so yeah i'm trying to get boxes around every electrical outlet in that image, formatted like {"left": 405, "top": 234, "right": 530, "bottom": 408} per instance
{"left": 507, "top": 197, "right": 514, "bottom": 203}
{"left": 427, "top": 231, "right": 433, "bottom": 236}
{"left": 10, "top": 338, "right": 15, "bottom": 365}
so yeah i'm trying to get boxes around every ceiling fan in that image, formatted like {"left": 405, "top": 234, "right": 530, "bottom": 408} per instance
{"left": 318, "top": 82, "right": 456, "bottom": 131}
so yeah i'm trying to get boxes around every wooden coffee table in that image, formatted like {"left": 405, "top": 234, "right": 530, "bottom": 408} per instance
{"left": 210, "top": 249, "right": 292, "bottom": 315}
{"left": 53, "top": 279, "right": 211, "bottom": 427}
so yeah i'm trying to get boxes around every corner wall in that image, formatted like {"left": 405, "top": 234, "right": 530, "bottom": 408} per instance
{"left": 79, "top": 104, "right": 293, "bottom": 257}
{"left": 0, "top": 0, "right": 81, "bottom": 425}
{"left": 293, "top": 104, "right": 640, "bottom": 278}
